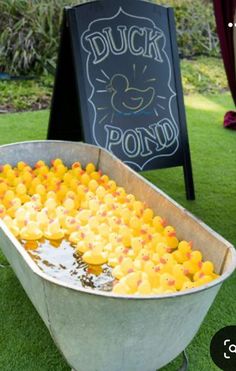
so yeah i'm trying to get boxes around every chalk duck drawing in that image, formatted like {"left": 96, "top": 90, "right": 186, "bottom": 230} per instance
{"left": 107, "top": 74, "right": 155, "bottom": 114}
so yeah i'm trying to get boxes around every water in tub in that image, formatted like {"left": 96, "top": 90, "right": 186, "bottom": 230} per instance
{"left": 22, "top": 239, "right": 114, "bottom": 291}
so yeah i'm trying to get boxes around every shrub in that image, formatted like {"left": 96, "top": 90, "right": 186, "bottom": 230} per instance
{"left": 158, "top": 0, "right": 220, "bottom": 58}
{"left": 0, "top": 0, "right": 220, "bottom": 75}
{"left": 0, "top": 0, "right": 81, "bottom": 74}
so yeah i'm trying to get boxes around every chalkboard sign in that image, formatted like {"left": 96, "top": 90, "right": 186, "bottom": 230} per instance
{"left": 48, "top": 0, "right": 195, "bottom": 200}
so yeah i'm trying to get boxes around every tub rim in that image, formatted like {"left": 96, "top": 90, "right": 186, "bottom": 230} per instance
{"left": 0, "top": 140, "right": 235, "bottom": 301}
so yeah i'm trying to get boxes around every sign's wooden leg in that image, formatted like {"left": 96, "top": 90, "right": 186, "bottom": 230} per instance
{"left": 178, "top": 349, "right": 189, "bottom": 371}
{"left": 183, "top": 161, "right": 195, "bottom": 200}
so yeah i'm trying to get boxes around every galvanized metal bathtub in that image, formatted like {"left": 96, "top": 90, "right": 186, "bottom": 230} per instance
{"left": 0, "top": 141, "right": 235, "bottom": 371}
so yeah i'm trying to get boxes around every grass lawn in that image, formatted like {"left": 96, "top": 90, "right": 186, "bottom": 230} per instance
{"left": 0, "top": 93, "right": 235, "bottom": 371}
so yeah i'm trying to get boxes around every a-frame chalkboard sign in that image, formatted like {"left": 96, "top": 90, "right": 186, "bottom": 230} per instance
{"left": 48, "top": 0, "right": 195, "bottom": 200}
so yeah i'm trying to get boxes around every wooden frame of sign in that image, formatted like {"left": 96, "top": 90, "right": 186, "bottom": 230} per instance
{"left": 48, "top": 0, "right": 195, "bottom": 200}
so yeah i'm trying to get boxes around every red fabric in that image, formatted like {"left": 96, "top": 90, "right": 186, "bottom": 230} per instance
{"left": 224, "top": 110, "right": 236, "bottom": 129}
{"left": 213, "top": 0, "right": 236, "bottom": 105}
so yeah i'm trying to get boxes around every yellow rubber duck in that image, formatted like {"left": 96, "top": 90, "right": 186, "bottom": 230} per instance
{"left": 201, "top": 261, "right": 215, "bottom": 275}
{"left": 118, "top": 271, "right": 142, "bottom": 293}
{"left": 133, "top": 248, "right": 152, "bottom": 271}
{"left": 183, "top": 250, "right": 203, "bottom": 275}
{"left": 193, "top": 261, "right": 219, "bottom": 283}
{"left": 5, "top": 168, "right": 16, "bottom": 186}
{"left": 44, "top": 220, "right": 64, "bottom": 240}
{"left": 3, "top": 190, "right": 15, "bottom": 208}
{"left": 7, "top": 197, "right": 22, "bottom": 218}
{"left": 15, "top": 183, "right": 27, "bottom": 199}
{"left": 130, "top": 236, "right": 144, "bottom": 256}
{"left": 36, "top": 209, "right": 50, "bottom": 230}
{"left": 112, "top": 257, "right": 134, "bottom": 279}
{"left": 20, "top": 221, "right": 43, "bottom": 240}
{"left": 64, "top": 216, "right": 78, "bottom": 234}
{"left": 112, "top": 280, "right": 132, "bottom": 295}
{"left": 45, "top": 198, "right": 58, "bottom": 213}
{"left": 163, "top": 225, "right": 179, "bottom": 249}
{"left": 118, "top": 225, "right": 131, "bottom": 248}
{"left": 152, "top": 215, "right": 165, "bottom": 233}
{"left": 1, "top": 164, "right": 12, "bottom": 177}
{"left": 75, "top": 240, "right": 92, "bottom": 254}
{"left": 3, "top": 215, "right": 20, "bottom": 237}
{"left": 108, "top": 245, "right": 129, "bottom": 268}
{"left": 142, "top": 208, "right": 154, "bottom": 224}
{"left": 0, "top": 204, "right": 6, "bottom": 218}
{"left": 0, "top": 180, "right": 8, "bottom": 196}
{"left": 76, "top": 209, "right": 92, "bottom": 225}
{"left": 172, "top": 264, "right": 190, "bottom": 290}
{"left": 193, "top": 272, "right": 213, "bottom": 287}
{"left": 68, "top": 229, "right": 83, "bottom": 245}
{"left": 155, "top": 242, "right": 170, "bottom": 257}
{"left": 172, "top": 240, "right": 192, "bottom": 264}
{"left": 155, "top": 273, "right": 177, "bottom": 293}
{"left": 143, "top": 260, "right": 160, "bottom": 288}
{"left": 159, "top": 253, "right": 175, "bottom": 273}
{"left": 82, "top": 245, "right": 108, "bottom": 265}
{"left": 136, "top": 277, "right": 152, "bottom": 295}
{"left": 15, "top": 207, "right": 29, "bottom": 226}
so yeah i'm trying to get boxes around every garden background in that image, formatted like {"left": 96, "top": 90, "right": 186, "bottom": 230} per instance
{"left": 0, "top": 1, "right": 235, "bottom": 370}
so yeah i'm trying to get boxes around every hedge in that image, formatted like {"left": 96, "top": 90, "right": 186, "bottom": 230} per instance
{"left": 0, "top": 0, "right": 220, "bottom": 75}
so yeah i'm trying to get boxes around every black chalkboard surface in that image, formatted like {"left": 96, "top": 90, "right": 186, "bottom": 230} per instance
{"left": 48, "top": 0, "right": 195, "bottom": 199}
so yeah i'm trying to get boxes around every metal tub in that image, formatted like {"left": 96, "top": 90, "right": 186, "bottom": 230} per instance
{"left": 0, "top": 141, "right": 235, "bottom": 371}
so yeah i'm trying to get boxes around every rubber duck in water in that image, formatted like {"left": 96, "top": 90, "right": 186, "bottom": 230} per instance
{"left": 75, "top": 240, "right": 92, "bottom": 254}
{"left": 20, "top": 221, "right": 43, "bottom": 240}
{"left": 82, "top": 243, "right": 108, "bottom": 265}
{"left": 44, "top": 219, "right": 64, "bottom": 240}
{"left": 107, "top": 74, "right": 155, "bottom": 114}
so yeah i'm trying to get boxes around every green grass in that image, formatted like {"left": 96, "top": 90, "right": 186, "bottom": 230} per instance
{"left": 0, "top": 93, "right": 236, "bottom": 370}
